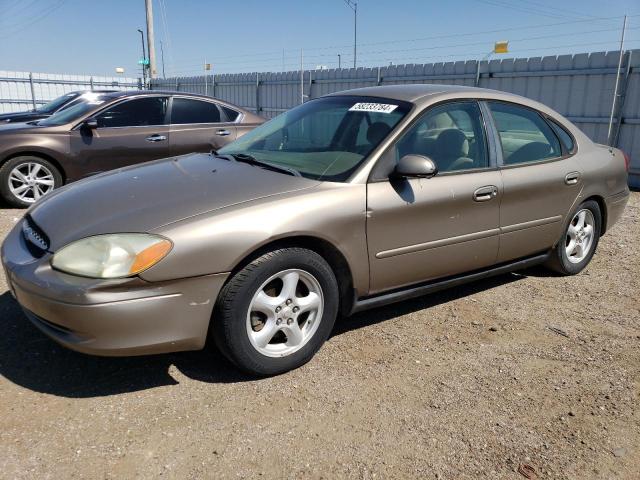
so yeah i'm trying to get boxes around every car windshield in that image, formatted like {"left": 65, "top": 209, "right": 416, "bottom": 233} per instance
{"left": 218, "top": 95, "right": 412, "bottom": 182}
{"left": 37, "top": 95, "right": 111, "bottom": 126}
{"left": 35, "top": 92, "right": 80, "bottom": 114}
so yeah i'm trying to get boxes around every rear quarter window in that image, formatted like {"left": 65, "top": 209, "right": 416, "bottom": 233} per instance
{"left": 548, "top": 119, "right": 575, "bottom": 153}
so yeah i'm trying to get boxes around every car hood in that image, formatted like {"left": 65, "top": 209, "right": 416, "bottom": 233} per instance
{"left": 29, "top": 153, "right": 320, "bottom": 250}
{"left": 0, "top": 112, "right": 47, "bottom": 123}
{"left": 0, "top": 120, "right": 49, "bottom": 132}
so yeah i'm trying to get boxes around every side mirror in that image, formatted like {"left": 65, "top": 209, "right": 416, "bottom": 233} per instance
{"left": 393, "top": 154, "right": 438, "bottom": 179}
{"left": 83, "top": 118, "right": 98, "bottom": 130}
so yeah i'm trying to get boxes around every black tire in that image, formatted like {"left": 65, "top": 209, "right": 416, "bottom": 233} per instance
{"left": 545, "top": 200, "right": 602, "bottom": 275}
{"left": 212, "top": 247, "right": 339, "bottom": 376}
{"left": 0, "top": 156, "right": 63, "bottom": 208}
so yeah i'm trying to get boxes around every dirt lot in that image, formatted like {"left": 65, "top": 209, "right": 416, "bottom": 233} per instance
{"left": 0, "top": 193, "right": 638, "bottom": 480}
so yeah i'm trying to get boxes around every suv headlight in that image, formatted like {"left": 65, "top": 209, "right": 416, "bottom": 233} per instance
{"left": 51, "top": 234, "right": 172, "bottom": 279}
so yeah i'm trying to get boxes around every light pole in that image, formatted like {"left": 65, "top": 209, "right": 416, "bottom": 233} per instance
{"left": 338, "top": 54, "right": 341, "bottom": 69}
{"left": 160, "top": 40, "right": 166, "bottom": 79}
{"left": 137, "top": 29, "right": 147, "bottom": 87}
{"left": 343, "top": 0, "right": 357, "bottom": 68}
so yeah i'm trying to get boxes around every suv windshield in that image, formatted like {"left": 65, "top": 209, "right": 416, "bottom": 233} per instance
{"left": 218, "top": 95, "right": 412, "bottom": 182}
{"left": 38, "top": 96, "right": 111, "bottom": 126}
{"left": 35, "top": 92, "right": 81, "bottom": 114}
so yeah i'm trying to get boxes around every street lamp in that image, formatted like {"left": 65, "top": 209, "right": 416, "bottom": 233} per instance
{"left": 343, "top": 0, "right": 357, "bottom": 68}
{"left": 137, "top": 29, "right": 147, "bottom": 87}
{"left": 475, "top": 40, "right": 508, "bottom": 87}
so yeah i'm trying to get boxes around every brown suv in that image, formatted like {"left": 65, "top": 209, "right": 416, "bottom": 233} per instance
{"left": 0, "top": 91, "right": 264, "bottom": 207}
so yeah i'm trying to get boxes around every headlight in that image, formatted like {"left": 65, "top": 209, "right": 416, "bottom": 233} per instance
{"left": 51, "top": 234, "right": 172, "bottom": 279}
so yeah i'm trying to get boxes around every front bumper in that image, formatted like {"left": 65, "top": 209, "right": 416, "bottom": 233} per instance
{"left": 1, "top": 222, "right": 228, "bottom": 356}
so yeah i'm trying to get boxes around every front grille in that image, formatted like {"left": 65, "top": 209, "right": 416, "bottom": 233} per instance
{"left": 22, "top": 215, "right": 50, "bottom": 257}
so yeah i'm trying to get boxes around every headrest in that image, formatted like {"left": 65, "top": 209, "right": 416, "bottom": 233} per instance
{"left": 435, "top": 129, "right": 469, "bottom": 158}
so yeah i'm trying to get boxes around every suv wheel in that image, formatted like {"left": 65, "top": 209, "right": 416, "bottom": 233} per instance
{"left": 212, "top": 248, "right": 339, "bottom": 376}
{"left": 545, "top": 200, "right": 601, "bottom": 275}
{"left": 0, "top": 156, "right": 63, "bottom": 208}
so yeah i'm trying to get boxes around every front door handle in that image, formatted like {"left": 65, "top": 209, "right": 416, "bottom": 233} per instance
{"left": 473, "top": 185, "right": 498, "bottom": 202}
{"left": 565, "top": 172, "right": 580, "bottom": 185}
{"left": 145, "top": 134, "right": 167, "bottom": 142}
{"left": 216, "top": 129, "right": 231, "bottom": 136}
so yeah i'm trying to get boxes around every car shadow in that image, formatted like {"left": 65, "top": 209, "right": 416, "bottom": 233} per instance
{"left": 0, "top": 270, "right": 531, "bottom": 398}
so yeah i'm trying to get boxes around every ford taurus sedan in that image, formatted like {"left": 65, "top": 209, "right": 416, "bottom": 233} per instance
{"left": 1, "top": 84, "right": 630, "bottom": 375}
{"left": 0, "top": 91, "right": 263, "bottom": 207}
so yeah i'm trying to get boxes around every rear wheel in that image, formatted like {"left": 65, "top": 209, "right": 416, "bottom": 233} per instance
{"left": 0, "top": 156, "right": 63, "bottom": 208}
{"left": 545, "top": 200, "right": 601, "bottom": 275}
{"left": 212, "top": 248, "right": 339, "bottom": 376}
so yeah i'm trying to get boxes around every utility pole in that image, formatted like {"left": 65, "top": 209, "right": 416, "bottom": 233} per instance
{"left": 145, "top": 0, "right": 157, "bottom": 79}
{"left": 137, "top": 29, "right": 147, "bottom": 88}
{"left": 343, "top": 0, "right": 357, "bottom": 68}
{"left": 608, "top": 15, "right": 627, "bottom": 145}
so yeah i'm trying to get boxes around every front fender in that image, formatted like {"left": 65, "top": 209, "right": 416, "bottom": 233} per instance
{"left": 142, "top": 183, "right": 370, "bottom": 295}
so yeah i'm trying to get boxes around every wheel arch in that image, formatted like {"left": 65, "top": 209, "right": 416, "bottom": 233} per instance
{"left": 582, "top": 194, "right": 607, "bottom": 235}
{"left": 226, "top": 235, "right": 356, "bottom": 316}
{"left": 1, "top": 151, "right": 67, "bottom": 183}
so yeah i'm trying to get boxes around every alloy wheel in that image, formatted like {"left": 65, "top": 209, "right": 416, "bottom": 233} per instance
{"left": 8, "top": 162, "right": 55, "bottom": 203}
{"left": 565, "top": 209, "right": 595, "bottom": 264}
{"left": 246, "top": 268, "right": 324, "bottom": 357}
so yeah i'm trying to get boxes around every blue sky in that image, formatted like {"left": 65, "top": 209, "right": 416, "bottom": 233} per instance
{"left": 0, "top": 0, "right": 639, "bottom": 78}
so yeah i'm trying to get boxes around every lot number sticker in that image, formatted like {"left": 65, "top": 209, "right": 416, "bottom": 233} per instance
{"left": 349, "top": 102, "right": 398, "bottom": 114}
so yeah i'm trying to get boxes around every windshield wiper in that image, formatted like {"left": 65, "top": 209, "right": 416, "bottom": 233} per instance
{"left": 221, "top": 153, "right": 301, "bottom": 177}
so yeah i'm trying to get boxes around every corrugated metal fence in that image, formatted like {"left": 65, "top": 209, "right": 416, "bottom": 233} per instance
{"left": 152, "top": 49, "right": 640, "bottom": 187}
{"left": 0, "top": 71, "right": 141, "bottom": 113}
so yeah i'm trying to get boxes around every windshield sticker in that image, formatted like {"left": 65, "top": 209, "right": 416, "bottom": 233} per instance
{"left": 349, "top": 102, "right": 398, "bottom": 114}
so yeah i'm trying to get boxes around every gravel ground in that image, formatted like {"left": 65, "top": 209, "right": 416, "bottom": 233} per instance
{"left": 0, "top": 193, "right": 638, "bottom": 480}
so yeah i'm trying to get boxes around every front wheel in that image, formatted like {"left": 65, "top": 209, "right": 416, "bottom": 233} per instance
{"left": 212, "top": 248, "right": 339, "bottom": 376}
{"left": 545, "top": 200, "right": 601, "bottom": 275}
{"left": 0, "top": 156, "right": 63, "bottom": 208}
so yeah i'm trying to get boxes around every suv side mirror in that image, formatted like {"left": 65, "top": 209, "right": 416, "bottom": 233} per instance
{"left": 83, "top": 118, "right": 98, "bottom": 129}
{"left": 393, "top": 154, "right": 438, "bottom": 179}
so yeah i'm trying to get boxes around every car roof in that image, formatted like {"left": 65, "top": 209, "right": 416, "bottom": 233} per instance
{"left": 99, "top": 90, "right": 253, "bottom": 113}
{"left": 327, "top": 83, "right": 566, "bottom": 118}
{"left": 327, "top": 84, "right": 483, "bottom": 103}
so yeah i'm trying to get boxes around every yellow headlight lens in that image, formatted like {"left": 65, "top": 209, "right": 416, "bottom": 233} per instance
{"left": 51, "top": 234, "right": 172, "bottom": 279}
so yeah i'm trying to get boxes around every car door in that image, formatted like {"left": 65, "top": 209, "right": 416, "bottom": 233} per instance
{"left": 366, "top": 100, "right": 502, "bottom": 294}
{"left": 484, "top": 101, "right": 582, "bottom": 263}
{"left": 168, "top": 96, "right": 238, "bottom": 155}
{"left": 69, "top": 96, "right": 170, "bottom": 176}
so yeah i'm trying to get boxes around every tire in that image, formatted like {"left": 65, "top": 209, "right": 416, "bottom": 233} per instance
{"left": 0, "top": 156, "right": 63, "bottom": 208}
{"left": 545, "top": 200, "right": 602, "bottom": 275}
{"left": 212, "top": 247, "right": 339, "bottom": 376}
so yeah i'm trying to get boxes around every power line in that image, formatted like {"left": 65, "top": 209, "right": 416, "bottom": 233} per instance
{"left": 170, "top": 13, "right": 638, "bottom": 67}
{"left": 0, "top": 0, "right": 66, "bottom": 38}
{"left": 166, "top": 37, "right": 640, "bottom": 76}
{"left": 168, "top": 25, "right": 639, "bottom": 72}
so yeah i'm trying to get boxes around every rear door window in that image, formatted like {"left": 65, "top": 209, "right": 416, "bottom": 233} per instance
{"left": 171, "top": 98, "right": 221, "bottom": 124}
{"left": 488, "top": 102, "right": 561, "bottom": 165}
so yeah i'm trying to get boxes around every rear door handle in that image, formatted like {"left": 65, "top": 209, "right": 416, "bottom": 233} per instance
{"left": 145, "top": 134, "right": 167, "bottom": 142}
{"left": 216, "top": 129, "right": 231, "bottom": 136}
{"left": 473, "top": 185, "right": 498, "bottom": 202}
{"left": 565, "top": 172, "right": 580, "bottom": 185}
